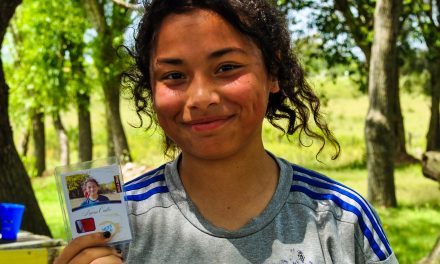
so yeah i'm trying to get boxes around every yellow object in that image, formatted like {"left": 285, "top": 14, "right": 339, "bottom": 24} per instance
{"left": 0, "top": 246, "right": 65, "bottom": 263}
{"left": 0, "top": 248, "right": 48, "bottom": 263}
{"left": 0, "top": 231, "right": 66, "bottom": 264}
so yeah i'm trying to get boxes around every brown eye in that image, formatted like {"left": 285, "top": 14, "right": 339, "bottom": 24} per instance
{"left": 217, "top": 64, "right": 241, "bottom": 73}
{"left": 162, "top": 72, "right": 185, "bottom": 80}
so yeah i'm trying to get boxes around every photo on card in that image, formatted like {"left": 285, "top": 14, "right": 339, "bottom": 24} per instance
{"left": 55, "top": 157, "right": 132, "bottom": 245}
{"left": 66, "top": 173, "right": 123, "bottom": 212}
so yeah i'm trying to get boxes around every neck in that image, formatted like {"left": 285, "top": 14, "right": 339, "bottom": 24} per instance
{"left": 89, "top": 194, "right": 98, "bottom": 200}
{"left": 179, "top": 144, "right": 279, "bottom": 230}
{"left": 180, "top": 141, "right": 272, "bottom": 187}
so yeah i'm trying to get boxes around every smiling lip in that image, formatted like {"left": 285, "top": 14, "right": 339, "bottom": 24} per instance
{"left": 185, "top": 116, "right": 233, "bottom": 132}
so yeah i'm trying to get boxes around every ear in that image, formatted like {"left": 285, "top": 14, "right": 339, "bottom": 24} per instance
{"left": 269, "top": 76, "right": 280, "bottom": 93}
{"left": 270, "top": 51, "right": 282, "bottom": 93}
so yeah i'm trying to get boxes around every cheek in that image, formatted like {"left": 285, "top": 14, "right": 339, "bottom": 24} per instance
{"left": 223, "top": 76, "right": 269, "bottom": 115}
{"left": 153, "top": 87, "right": 186, "bottom": 132}
{"left": 153, "top": 87, "right": 183, "bottom": 118}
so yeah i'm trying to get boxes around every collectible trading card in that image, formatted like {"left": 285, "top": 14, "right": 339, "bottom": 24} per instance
{"left": 55, "top": 158, "right": 132, "bottom": 245}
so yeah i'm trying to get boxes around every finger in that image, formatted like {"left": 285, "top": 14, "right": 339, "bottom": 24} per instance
{"left": 90, "top": 254, "right": 124, "bottom": 264}
{"left": 68, "top": 246, "right": 122, "bottom": 264}
{"left": 54, "top": 231, "right": 112, "bottom": 264}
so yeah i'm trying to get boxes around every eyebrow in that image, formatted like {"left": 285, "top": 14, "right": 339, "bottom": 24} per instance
{"left": 155, "top": 58, "right": 183, "bottom": 66}
{"left": 154, "top": 47, "right": 248, "bottom": 66}
{"left": 208, "top": 47, "right": 247, "bottom": 59}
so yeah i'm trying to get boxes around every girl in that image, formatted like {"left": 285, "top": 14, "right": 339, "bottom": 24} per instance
{"left": 80, "top": 177, "right": 110, "bottom": 208}
{"left": 55, "top": 0, "right": 398, "bottom": 263}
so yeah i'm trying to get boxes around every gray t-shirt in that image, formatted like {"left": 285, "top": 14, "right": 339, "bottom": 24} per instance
{"left": 122, "top": 155, "right": 398, "bottom": 264}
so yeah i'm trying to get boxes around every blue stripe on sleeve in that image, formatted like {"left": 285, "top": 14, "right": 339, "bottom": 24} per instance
{"left": 292, "top": 164, "right": 390, "bottom": 246}
{"left": 124, "top": 164, "right": 166, "bottom": 186}
{"left": 124, "top": 174, "right": 166, "bottom": 192}
{"left": 291, "top": 185, "right": 387, "bottom": 261}
{"left": 125, "top": 186, "right": 169, "bottom": 202}
{"left": 293, "top": 174, "right": 392, "bottom": 256}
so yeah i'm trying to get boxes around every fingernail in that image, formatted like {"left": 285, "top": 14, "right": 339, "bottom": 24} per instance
{"left": 103, "top": 231, "right": 111, "bottom": 238}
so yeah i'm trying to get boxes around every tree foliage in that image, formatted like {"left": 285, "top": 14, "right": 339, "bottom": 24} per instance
{"left": 65, "top": 173, "right": 89, "bottom": 192}
{"left": 412, "top": 0, "right": 440, "bottom": 151}
{"left": 6, "top": 0, "right": 98, "bottom": 172}
{"left": 0, "top": 0, "right": 51, "bottom": 236}
{"left": 277, "top": 0, "right": 374, "bottom": 91}
{"left": 9, "top": 0, "right": 89, "bottom": 124}
{"left": 277, "top": 0, "right": 416, "bottom": 92}
{"left": 81, "top": 0, "right": 138, "bottom": 163}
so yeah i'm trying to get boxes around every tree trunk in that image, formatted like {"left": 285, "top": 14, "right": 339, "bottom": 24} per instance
{"left": 106, "top": 104, "right": 116, "bottom": 158}
{"left": 104, "top": 76, "right": 131, "bottom": 163}
{"left": 365, "top": 0, "right": 401, "bottom": 207}
{"left": 393, "top": 89, "right": 406, "bottom": 158}
{"left": 82, "top": 0, "right": 132, "bottom": 163}
{"left": 393, "top": 64, "right": 418, "bottom": 164}
{"left": 100, "top": 30, "right": 131, "bottom": 163}
{"left": 53, "top": 111, "right": 70, "bottom": 166}
{"left": 0, "top": 0, "right": 51, "bottom": 236}
{"left": 77, "top": 91, "right": 93, "bottom": 162}
{"left": 427, "top": 62, "right": 440, "bottom": 151}
{"left": 19, "top": 118, "right": 31, "bottom": 156}
{"left": 333, "top": 0, "right": 413, "bottom": 164}
{"left": 32, "top": 110, "right": 46, "bottom": 176}
{"left": 70, "top": 40, "right": 93, "bottom": 162}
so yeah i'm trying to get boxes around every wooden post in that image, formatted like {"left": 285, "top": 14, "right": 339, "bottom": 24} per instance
{"left": 418, "top": 151, "right": 440, "bottom": 263}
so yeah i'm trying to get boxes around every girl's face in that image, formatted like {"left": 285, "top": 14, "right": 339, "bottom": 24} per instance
{"left": 85, "top": 182, "right": 99, "bottom": 198}
{"left": 150, "top": 9, "right": 279, "bottom": 160}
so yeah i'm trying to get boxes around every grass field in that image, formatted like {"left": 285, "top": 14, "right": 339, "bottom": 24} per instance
{"left": 26, "top": 75, "right": 440, "bottom": 264}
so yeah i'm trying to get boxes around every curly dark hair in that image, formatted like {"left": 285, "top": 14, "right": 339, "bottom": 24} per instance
{"left": 82, "top": 177, "right": 100, "bottom": 191}
{"left": 124, "top": 0, "right": 340, "bottom": 159}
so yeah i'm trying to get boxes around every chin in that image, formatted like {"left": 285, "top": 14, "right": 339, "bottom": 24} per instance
{"left": 183, "top": 146, "right": 241, "bottom": 161}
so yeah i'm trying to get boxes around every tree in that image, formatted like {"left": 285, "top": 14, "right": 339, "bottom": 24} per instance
{"left": 414, "top": 0, "right": 440, "bottom": 151}
{"left": 365, "top": 0, "right": 402, "bottom": 207}
{"left": 9, "top": 2, "right": 50, "bottom": 175}
{"left": 277, "top": 0, "right": 416, "bottom": 164}
{"left": 0, "top": 0, "right": 51, "bottom": 236}
{"left": 70, "top": 41, "right": 94, "bottom": 162}
{"left": 82, "top": 0, "right": 134, "bottom": 163}
{"left": 9, "top": 0, "right": 92, "bottom": 169}
{"left": 32, "top": 110, "right": 46, "bottom": 173}
{"left": 7, "top": 12, "right": 45, "bottom": 174}
{"left": 415, "top": 0, "right": 440, "bottom": 258}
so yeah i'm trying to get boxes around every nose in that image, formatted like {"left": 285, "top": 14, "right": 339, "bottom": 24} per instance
{"left": 186, "top": 75, "right": 220, "bottom": 110}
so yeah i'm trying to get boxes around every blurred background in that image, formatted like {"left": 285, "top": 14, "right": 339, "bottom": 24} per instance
{"left": 0, "top": 1, "right": 439, "bottom": 263}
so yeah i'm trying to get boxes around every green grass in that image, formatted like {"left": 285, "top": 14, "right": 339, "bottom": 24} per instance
{"left": 318, "top": 165, "right": 440, "bottom": 264}
{"left": 32, "top": 175, "right": 66, "bottom": 240}
{"left": 379, "top": 206, "right": 440, "bottom": 264}
{"left": 26, "top": 75, "right": 440, "bottom": 264}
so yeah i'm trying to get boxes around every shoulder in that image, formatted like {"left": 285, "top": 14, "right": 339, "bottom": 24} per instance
{"left": 289, "top": 163, "right": 375, "bottom": 222}
{"left": 124, "top": 163, "right": 168, "bottom": 200}
{"left": 123, "top": 163, "right": 172, "bottom": 215}
{"left": 287, "top": 163, "right": 395, "bottom": 263}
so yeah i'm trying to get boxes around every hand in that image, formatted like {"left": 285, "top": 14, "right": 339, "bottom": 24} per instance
{"left": 54, "top": 231, "right": 123, "bottom": 264}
